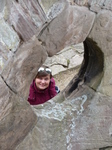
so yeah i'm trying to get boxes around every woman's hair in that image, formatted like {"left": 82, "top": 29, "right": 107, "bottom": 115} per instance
{"left": 35, "top": 66, "right": 52, "bottom": 79}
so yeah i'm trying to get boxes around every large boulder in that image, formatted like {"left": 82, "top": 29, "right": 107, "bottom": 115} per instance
{"left": 0, "top": 0, "right": 112, "bottom": 150}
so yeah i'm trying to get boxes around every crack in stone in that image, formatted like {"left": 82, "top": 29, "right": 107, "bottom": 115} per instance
{"left": 99, "top": 146, "right": 112, "bottom": 150}
{"left": 1, "top": 75, "right": 17, "bottom": 94}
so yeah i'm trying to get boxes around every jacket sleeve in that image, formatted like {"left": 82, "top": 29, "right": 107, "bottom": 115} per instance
{"left": 27, "top": 82, "right": 36, "bottom": 105}
{"left": 49, "top": 78, "right": 57, "bottom": 98}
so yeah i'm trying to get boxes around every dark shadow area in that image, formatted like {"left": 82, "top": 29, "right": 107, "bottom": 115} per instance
{"left": 64, "top": 38, "right": 104, "bottom": 97}
{"left": 99, "top": 146, "right": 112, "bottom": 150}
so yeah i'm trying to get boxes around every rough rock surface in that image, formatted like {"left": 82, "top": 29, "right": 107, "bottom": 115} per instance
{"left": 0, "top": 0, "right": 112, "bottom": 150}
{"left": 0, "top": 76, "right": 37, "bottom": 150}
{"left": 44, "top": 43, "right": 83, "bottom": 75}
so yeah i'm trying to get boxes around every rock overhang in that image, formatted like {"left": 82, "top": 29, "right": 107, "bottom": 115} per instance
{"left": 0, "top": 0, "right": 112, "bottom": 149}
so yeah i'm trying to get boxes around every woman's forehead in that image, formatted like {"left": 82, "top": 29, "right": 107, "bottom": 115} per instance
{"left": 37, "top": 74, "right": 51, "bottom": 79}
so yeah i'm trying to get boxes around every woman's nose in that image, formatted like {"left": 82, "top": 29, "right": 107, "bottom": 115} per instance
{"left": 41, "top": 79, "right": 45, "bottom": 83}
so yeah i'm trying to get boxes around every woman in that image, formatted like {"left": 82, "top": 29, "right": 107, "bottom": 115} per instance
{"left": 28, "top": 66, "right": 57, "bottom": 105}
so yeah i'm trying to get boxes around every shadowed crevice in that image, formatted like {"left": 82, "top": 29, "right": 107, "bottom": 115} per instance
{"left": 84, "top": 38, "right": 104, "bottom": 85}
{"left": 64, "top": 38, "right": 104, "bottom": 97}
{"left": 99, "top": 146, "right": 112, "bottom": 150}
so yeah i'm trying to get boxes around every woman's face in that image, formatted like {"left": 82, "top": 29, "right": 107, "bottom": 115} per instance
{"left": 35, "top": 75, "right": 51, "bottom": 90}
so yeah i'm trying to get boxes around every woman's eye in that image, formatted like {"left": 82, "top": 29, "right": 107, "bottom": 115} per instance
{"left": 45, "top": 78, "right": 48, "bottom": 81}
{"left": 39, "top": 77, "right": 43, "bottom": 80}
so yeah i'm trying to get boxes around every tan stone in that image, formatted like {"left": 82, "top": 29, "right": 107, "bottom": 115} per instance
{"left": 0, "top": 0, "right": 112, "bottom": 150}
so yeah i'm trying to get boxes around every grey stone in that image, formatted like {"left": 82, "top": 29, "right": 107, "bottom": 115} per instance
{"left": 44, "top": 45, "right": 83, "bottom": 75}
{"left": 0, "top": 76, "right": 37, "bottom": 150}
{"left": 69, "top": 54, "right": 83, "bottom": 69}
{"left": 1, "top": 36, "right": 48, "bottom": 99}
{"left": 0, "top": 0, "right": 112, "bottom": 150}
{"left": 0, "top": 17, "right": 20, "bottom": 52}
{"left": 73, "top": 43, "right": 84, "bottom": 54}
{"left": 50, "top": 65, "right": 66, "bottom": 75}
{"left": 38, "top": 3, "right": 95, "bottom": 56}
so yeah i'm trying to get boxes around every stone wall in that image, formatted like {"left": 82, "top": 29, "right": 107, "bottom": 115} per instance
{"left": 0, "top": 0, "right": 112, "bottom": 150}
{"left": 44, "top": 43, "right": 83, "bottom": 75}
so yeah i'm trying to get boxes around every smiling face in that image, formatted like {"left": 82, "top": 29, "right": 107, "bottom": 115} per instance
{"left": 35, "top": 74, "right": 51, "bottom": 90}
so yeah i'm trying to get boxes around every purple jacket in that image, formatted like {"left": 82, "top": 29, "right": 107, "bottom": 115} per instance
{"left": 27, "top": 78, "right": 57, "bottom": 105}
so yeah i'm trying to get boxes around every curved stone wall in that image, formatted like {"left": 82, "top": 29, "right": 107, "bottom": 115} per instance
{"left": 0, "top": 0, "right": 112, "bottom": 150}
